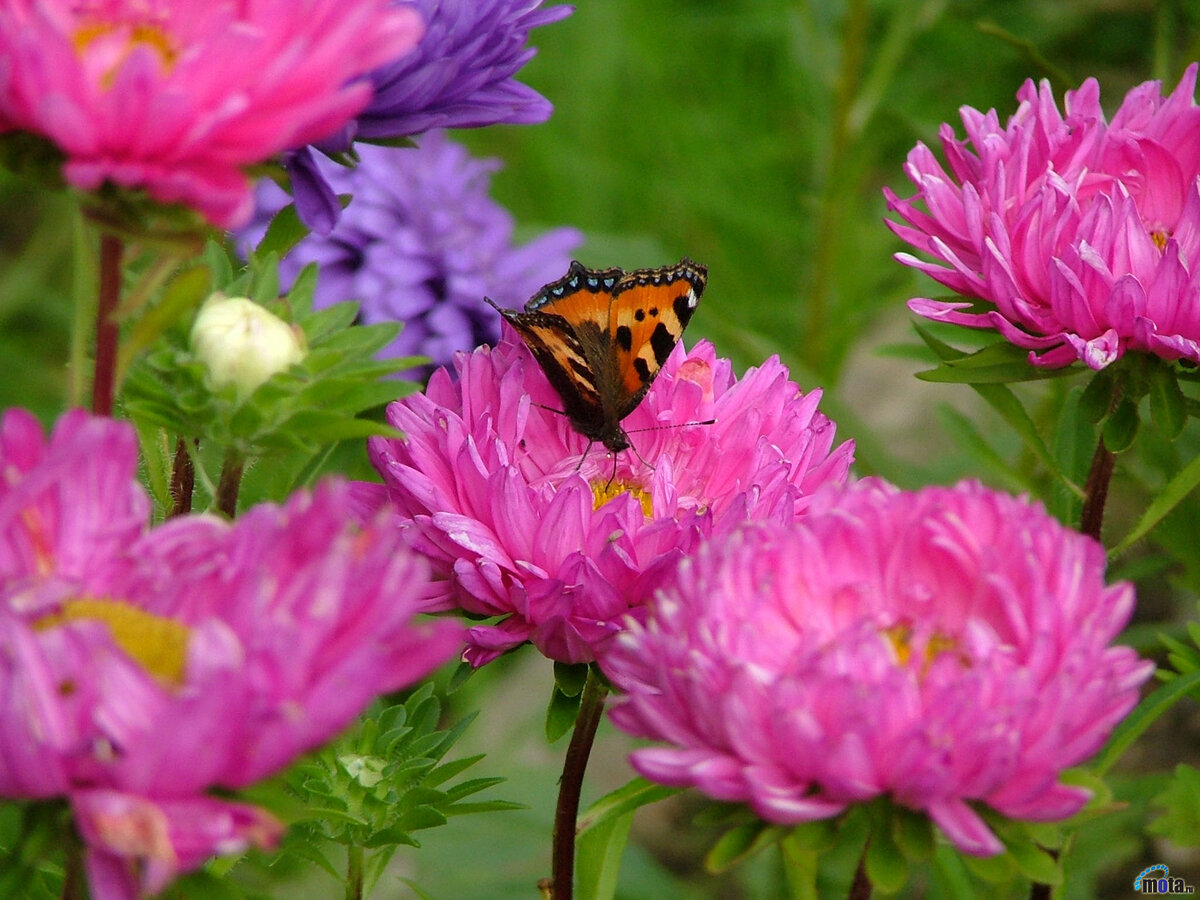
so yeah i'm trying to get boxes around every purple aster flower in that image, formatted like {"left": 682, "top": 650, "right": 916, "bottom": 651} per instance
{"left": 0, "top": 408, "right": 463, "bottom": 900}
{"left": 603, "top": 480, "right": 1153, "bottom": 856}
{"left": 244, "top": 133, "right": 582, "bottom": 377}
{"left": 286, "top": 0, "right": 572, "bottom": 230}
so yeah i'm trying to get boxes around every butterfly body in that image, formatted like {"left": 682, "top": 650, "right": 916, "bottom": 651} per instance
{"left": 486, "top": 258, "right": 707, "bottom": 453}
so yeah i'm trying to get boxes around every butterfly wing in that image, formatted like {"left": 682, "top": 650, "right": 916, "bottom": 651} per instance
{"left": 484, "top": 261, "right": 625, "bottom": 442}
{"left": 607, "top": 258, "right": 707, "bottom": 418}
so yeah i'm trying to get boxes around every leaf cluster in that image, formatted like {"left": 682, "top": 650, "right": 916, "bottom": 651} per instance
{"left": 277, "top": 684, "right": 520, "bottom": 895}
{"left": 121, "top": 236, "right": 415, "bottom": 458}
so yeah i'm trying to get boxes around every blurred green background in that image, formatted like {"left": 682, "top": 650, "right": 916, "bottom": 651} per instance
{"left": 3, "top": 0, "right": 1200, "bottom": 897}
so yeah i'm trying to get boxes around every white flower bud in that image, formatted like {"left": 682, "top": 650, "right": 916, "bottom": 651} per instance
{"left": 190, "top": 294, "right": 306, "bottom": 398}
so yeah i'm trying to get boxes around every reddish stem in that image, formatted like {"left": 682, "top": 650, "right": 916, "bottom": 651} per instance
{"left": 550, "top": 668, "right": 608, "bottom": 900}
{"left": 169, "top": 437, "right": 197, "bottom": 517}
{"left": 1080, "top": 437, "right": 1116, "bottom": 542}
{"left": 91, "top": 233, "right": 123, "bottom": 417}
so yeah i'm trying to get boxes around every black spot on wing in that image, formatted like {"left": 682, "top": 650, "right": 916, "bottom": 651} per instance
{"left": 673, "top": 293, "right": 696, "bottom": 328}
{"left": 615, "top": 324, "right": 633, "bottom": 351}
{"left": 650, "top": 321, "right": 676, "bottom": 365}
{"left": 633, "top": 357, "right": 651, "bottom": 382}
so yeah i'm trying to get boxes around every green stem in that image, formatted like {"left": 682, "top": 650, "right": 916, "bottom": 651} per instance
{"left": 551, "top": 667, "right": 609, "bottom": 900}
{"left": 345, "top": 845, "right": 364, "bottom": 900}
{"left": 1079, "top": 436, "right": 1115, "bottom": 542}
{"left": 215, "top": 448, "right": 245, "bottom": 519}
{"left": 91, "top": 233, "right": 123, "bottom": 417}
{"left": 169, "top": 437, "right": 197, "bottom": 517}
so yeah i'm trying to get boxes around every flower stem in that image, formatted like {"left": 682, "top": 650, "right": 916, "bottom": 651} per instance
{"left": 551, "top": 666, "right": 609, "bottom": 900}
{"left": 1080, "top": 437, "right": 1115, "bottom": 541}
{"left": 91, "top": 233, "right": 123, "bottom": 417}
{"left": 215, "top": 448, "right": 245, "bottom": 519}
{"left": 848, "top": 844, "right": 872, "bottom": 900}
{"left": 169, "top": 437, "right": 197, "bottom": 517}
{"left": 345, "top": 845, "right": 364, "bottom": 900}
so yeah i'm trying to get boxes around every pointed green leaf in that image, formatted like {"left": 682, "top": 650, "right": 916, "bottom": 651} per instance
{"left": 577, "top": 779, "right": 680, "bottom": 836}
{"left": 554, "top": 662, "right": 590, "bottom": 698}
{"left": 1093, "top": 668, "right": 1200, "bottom": 775}
{"left": 866, "top": 827, "right": 909, "bottom": 893}
{"left": 254, "top": 203, "right": 309, "bottom": 260}
{"left": 704, "top": 822, "right": 785, "bottom": 874}
{"left": 1102, "top": 397, "right": 1140, "bottom": 453}
{"left": 1149, "top": 363, "right": 1187, "bottom": 439}
{"left": 576, "top": 807, "right": 634, "bottom": 900}
{"left": 891, "top": 807, "right": 934, "bottom": 861}
{"left": 779, "top": 832, "right": 820, "bottom": 900}
{"left": 545, "top": 685, "right": 582, "bottom": 743}
{"left": 1079, "top": 366, "right": 1119, "bottom": 423}
{"left": 1004, "top": 838, "right": 1061, "bottom": 884}
{"left": 1111, "top": 450, "right": 1200, "bottom": 556}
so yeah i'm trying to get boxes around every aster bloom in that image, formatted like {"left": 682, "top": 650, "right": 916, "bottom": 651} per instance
{"left": 0, "top": 409, "right": 462, "bottom": 900}
{"left": 0, "top": 0, "right": 424, "bottom": 228}
{"left": 885, "top": 64, "right": 1200, "bottom": 369}
{"left": 286, "top": 0, "right": 572, "bottom": 230}
{"left": 243, "top": 134, "right": 582, "bottom": 375}
{"left": 602, "top": 481, "right": 1153, "bottom": 856}
{"left": 363, "top": 330, "right": 854, "bottom": 666}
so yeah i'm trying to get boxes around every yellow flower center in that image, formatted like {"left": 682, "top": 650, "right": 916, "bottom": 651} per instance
{"left": 73, "top": 16, "right": 178, "bottom": 87}
{"left": 591, "top": 479, "right": 654, "bottom": 517}
{"left": 1151, "top": 229, "right": 1170, "bottom": 252}
{"left": 35, "top": 598, "right": 191, "bottom": 687}
{"left": 883, "top": 623, "right": 964, "bottom": 673}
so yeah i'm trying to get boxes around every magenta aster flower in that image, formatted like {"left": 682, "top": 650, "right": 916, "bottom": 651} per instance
{"left": 241, "top": 134, "right": 581, "bottom": 376}
{"left": 886, "top": 64, "right": 1200, "bottom": 369}
{"left": 0, "top": 409, "right": 462, "bottom": 900}
{"left": 603, "top": 481, "right": 1153, "bottom": 856}
{"left": 0, "top": 0, "right": 423, "bottom": 228}
{"left": 363, "top": 330, "right": 854, "bottom": 666}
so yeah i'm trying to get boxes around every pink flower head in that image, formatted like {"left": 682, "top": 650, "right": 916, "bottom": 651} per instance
{"left": 603, "top": 481, "right": 1153, "bottom": 856}
{"left": 886, "top": 64, "right": 1200, "bottom": 369}
{"left": 0, "top": 409, "right": 462, "bottom": 900}
{"left": 364, "top": 329, "right": 854, "bottom": 667}
{"left": 0, "top": 0, "right": 424, "bottom": 228}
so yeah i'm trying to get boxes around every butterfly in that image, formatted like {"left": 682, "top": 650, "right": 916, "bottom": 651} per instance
{"left": 485, "top": 258, "right": 708, "bottom": 454}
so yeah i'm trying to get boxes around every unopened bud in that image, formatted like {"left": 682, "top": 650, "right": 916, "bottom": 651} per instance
{"left": 190, "top": 294, "right": 305, "bottom": 398}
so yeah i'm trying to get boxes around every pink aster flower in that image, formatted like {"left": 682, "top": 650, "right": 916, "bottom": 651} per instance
{"left": 603, "top": 481, "right": 1153, "bottom": 856}
{"left": 886, "top": 64, "right": 1200, "bottom": 369}
{"left": 363, "top": 329, "right": 854, "bottom": 667}
{"left": 0, "top": 0, "right": 424, "bottom": 228}
{"left": 0, "top": 408, "right": 462, "bottom": 900}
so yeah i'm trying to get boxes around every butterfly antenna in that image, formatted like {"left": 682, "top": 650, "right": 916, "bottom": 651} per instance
{"left": 623, "top": 417, "right": 717, "bottom": 436}
{"left": 575, "top": 440, "right": 594, "bottom": 473}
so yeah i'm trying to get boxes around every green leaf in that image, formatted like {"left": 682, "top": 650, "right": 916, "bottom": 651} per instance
{"left": 961, "top": 849, "right": 1015, "bottom": 883}
{"left": 865, "top": 827, "right": 909, "bottom": 893}
{"left": 1093, "top": 668, "right": 1200, "bottom": 775}
{"left": 703, "top": 822, "right": 785, "bottom": 874}
{"left": 545, "top": 685, "right": 582, "bottom": 743}
{"left": 1149, "top": 363, "right": 1187, "bottom": 439}
{"left": 254, "top": 203, "right": 310, "bottom": 260}
{"left": 916, "top": 361, "right": 1072, "bottom": 384}
{"left": 1003, "top": 838, "right": 1061, "bottom": 884}
{"left": 120, "top": 264, "right": 211, "bottom": 372}
{"left": 1111, "top": 448, "right": 1200, "bottom": 556}
{"left": 1148, "top": 764, "right": 1200, "bottom": 846}
{"left": 577, "top": 779, "right": 681, "bottom": 837}
{"left": 575, "top": 807, "right": 634, "bottom": 900}
{"left": 891, "top": 807, "right": 934, "bottom": 861}
{"left": 778, "top": 832, "right": 820, "bottom": 900}
{"left": 1079, "top": 366, "right": 1119, "bottom": 423}
{"left": 554, "top": 662, "right": 590, "bottom": 698}
{"left": 1102, "top": 397, "right": 1140, "bottom": 453}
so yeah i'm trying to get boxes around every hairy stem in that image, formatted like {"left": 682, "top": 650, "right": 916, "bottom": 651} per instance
{"left": 345, "top": 845, "right": 364, "bottom": 900}
{"left": 551, "top": 667, "right": 609, "bottom": 900}
{"left": 169, "top": 437, "right": 197, "bottom": 517}
{"left": 1080, "top": 437, "right": 1116, "bottom": 542}
{"left": 91, "top": 233, "right": 123, "bottom": 417}
{"left": 215, "top": 448, "right": 244, "bottom": 519}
